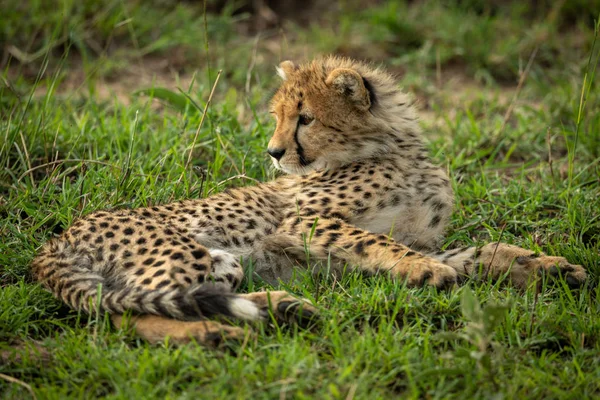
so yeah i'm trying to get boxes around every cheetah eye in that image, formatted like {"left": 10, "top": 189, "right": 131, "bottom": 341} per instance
{"left": 298, "top": 114, "right": 314, "bottom": 126}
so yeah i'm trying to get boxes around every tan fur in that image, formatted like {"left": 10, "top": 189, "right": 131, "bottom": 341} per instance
{"left": 31, "top": 56, "right": 587, "bottom": 345}
{"left": 111, "top": 315, "right": 246, "bottom": 345}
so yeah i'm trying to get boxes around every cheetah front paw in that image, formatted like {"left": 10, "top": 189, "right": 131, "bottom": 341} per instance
{"left": 516, "top": 255, "right": 587, "bottom": 288}
{"left": 392, "top": 258, "right": 458, "bottom": 289}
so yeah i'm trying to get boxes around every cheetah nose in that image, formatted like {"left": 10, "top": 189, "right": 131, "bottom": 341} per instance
{"left": 267, "top": 148, "right": 286, "bottom": 161}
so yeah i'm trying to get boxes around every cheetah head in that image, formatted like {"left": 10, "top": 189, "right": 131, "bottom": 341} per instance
{"left": 267, "top": 57, "right": 416, "bottom": 175}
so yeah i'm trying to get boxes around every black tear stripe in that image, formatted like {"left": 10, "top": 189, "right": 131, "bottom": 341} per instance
{"left": 294, "top": 120, "right": 310, "bottom": 166}
{"left": 362, "top": 77, "right": 377, "bottom": 108}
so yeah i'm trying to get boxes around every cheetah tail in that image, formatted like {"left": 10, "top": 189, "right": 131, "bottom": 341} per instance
{"left": 31, "top": 240, "right": 262, "bottom": 322}
{"left": 37, "top": 267, "right": 263, "bottom": 322}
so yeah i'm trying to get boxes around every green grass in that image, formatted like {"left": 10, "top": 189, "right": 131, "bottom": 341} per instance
{"left": 1, "top": 1, "right": 600, "bottom": 398}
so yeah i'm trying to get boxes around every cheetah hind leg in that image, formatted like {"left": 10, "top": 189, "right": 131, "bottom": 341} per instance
{"left": 109, "top": 248, "right": 251, "bottom": 347}
{"left": 238, "top": 291, "right": 318, "bottom": 328}
{"left": 111, "top": 314, "right": 247, "bottom": 346}
{"left": 207, "top": 249, "right": 318, "bottom": 328}
{"left": 112, "top": 249, "right": 316, "bottom": 345}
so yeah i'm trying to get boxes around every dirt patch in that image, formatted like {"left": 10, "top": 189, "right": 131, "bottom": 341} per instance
{"left": 0, "top": 341, "right": 52, "bottom": 366}
{"left": 413, "top": 68, "right": 527, "bottom": 140}
{"left": 19, "top": 55, "right": 197, "bottom": 106}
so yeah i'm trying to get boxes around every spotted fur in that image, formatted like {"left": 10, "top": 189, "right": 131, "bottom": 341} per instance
{"left": 31, "top": 57, "right": 587, "bottom": 345}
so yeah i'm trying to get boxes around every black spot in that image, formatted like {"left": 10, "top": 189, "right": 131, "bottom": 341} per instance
{"left": 156, "top": 280, "right": 170, "bottom": 289}
{"left": 429, "top": 215, "right": 442, "bottom": 228}
{"left": 327, "top": 222, "right": 341, "bottom": 231}
{"left": 192, "top": 249, "right": 206, "bottom": 259}
{"left": 123, "top": 227, "right": 134, "bottom": 235}
{"left": 143, "top": 258, "right": 156, "bottom": 265}
{"left": 153, "top": 269, "right": 166, "bottom": 277}
{"left": 138, "top": 248, "right": 148, "bottom": 255}
{"left": 431, "top": 201, "right": 446, "bottom": 211}
{"left": 109, "top": 244, "right": 120, "bottom": 251}
{"left": 354, "top": 241, "right": 365, "bottom": 255}
{"left": 99, "top": 222, "right": 109, "bottom": 228}
{"left": 105, "top": 231, "right": 115, "bottom": 238}
{"left": 154, "top": 260, "right": 166, "bottom": 267}
{"left": 326, "top": 232, "right": 341, "bottom": 247}
{"left": 154, "top": 239, "right": 164, "bottom": 246}
{"left": 171, "top": 252, "right": 184, "bottom": 260}
{"left": 303, "top": 208, "right": 317, "bottom": 216}
{"left": 141, "top": 278, "right": 152, "bottom": 285}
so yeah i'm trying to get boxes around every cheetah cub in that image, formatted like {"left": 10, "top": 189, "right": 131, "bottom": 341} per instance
{"left": 32, "top": 57, "right": 587, "bottom": 345}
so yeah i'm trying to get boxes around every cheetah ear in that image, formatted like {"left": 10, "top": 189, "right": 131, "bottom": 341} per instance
{"left": 276, "top": 60, "right": 297, "bottom": 80}
{"left": 326, "top": 68, "right": 371, "bottom": 110}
